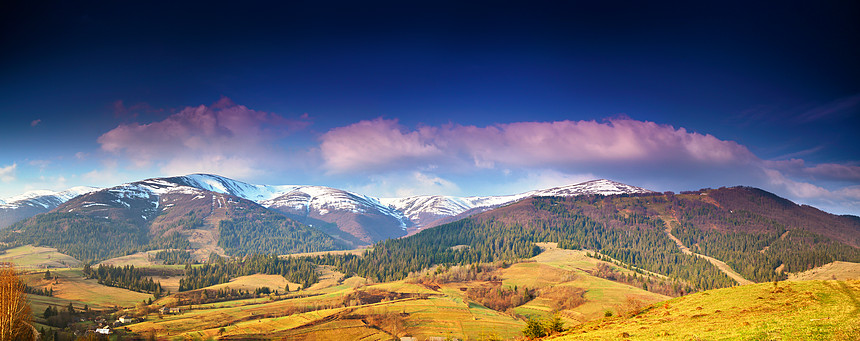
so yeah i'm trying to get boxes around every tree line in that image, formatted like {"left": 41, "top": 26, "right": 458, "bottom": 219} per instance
{"left": 82, "top": 264, "right": 165, "bottom": 296}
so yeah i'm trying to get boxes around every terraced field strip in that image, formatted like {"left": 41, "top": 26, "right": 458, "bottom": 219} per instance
{"left": 661, "top": 216, "right": 754, "bottom": 285}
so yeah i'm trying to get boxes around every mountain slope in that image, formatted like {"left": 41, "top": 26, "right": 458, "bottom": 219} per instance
{"left": 321, "top": 187, "right": 860, "bottom": 296}
{"left": 383, "top": 179, "right": 655, "bottom": 233}
{"left": 0, "top": 186, "right": 98, "bottom": 228}
{"left": 159, "top": 174, "right": 654, "bottom": 245}
{"left": 1, "top": 177, "right": 344, "bottom": 261}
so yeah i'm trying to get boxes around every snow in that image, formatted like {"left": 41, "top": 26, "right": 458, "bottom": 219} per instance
{"left": 1, "top": 174, "right": 651, "bottom": 234}
{"left": 0, "top": 186, "right": 99, "bottom": 209}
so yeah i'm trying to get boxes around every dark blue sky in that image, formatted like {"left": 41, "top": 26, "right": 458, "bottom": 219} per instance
{"left": 2, "top": 1, "right": 859, "bottom": 214}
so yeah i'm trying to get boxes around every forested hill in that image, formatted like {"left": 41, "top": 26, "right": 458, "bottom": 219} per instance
{"left": 0, "top": 178, "right": 345, "bottom": 261}
{"left": 317, "top": 187, "right": 859, "bottom": 292}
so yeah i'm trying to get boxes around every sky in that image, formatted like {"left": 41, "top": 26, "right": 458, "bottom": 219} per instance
{"left": 1, "top": 1, "right": 859, "bottom": 215}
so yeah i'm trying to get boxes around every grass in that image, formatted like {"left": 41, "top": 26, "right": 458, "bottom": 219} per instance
{"left": 789, "top": 261, "right": 860, "bottom": 281}
{"left": 21, "top": 268, "right": 152, "bottom": 309}
{"left": 503, "top": 244, "right": 670, "bottom": 325}
{"left": 206, "top": 274, "right": 295, "bottom": 292}
{"left": 549, "top": 280, "right": 860, "bottom": 340}
{"left": 120, "top": 242, "right": 671, "bottom": 340}
{"left": 0, "top": 245, "right": 81, "bottom": 269}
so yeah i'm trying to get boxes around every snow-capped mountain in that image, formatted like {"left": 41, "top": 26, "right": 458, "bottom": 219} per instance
{"left": 380, "top": 179, "right": 653, "bottom": 231}
{"left": 2, "top": 174, "right": 654, "bottom": 245}
{"left": 0, "top": 186, "right": 99, "bottom": 228}
{"left": 169, "top": 174, "right": 410, "bottom": 244}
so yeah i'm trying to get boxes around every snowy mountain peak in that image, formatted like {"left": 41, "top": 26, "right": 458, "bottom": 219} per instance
{"left": 175, "top": 174, "right": 297, "bottom": 201}
{"left": 1, "top": 186, "right": 100, "bottom": 209}
{"left": 533, "top": 179, "right": 653, "bottom": 197}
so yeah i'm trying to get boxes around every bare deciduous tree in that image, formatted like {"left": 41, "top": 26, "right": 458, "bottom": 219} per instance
{"left": 0, "top": 262, "right": 35, "bottom": 341}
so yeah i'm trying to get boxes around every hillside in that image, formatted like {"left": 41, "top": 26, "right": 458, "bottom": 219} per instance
{"left": 0, "top": 177, "right": 344, "bottom": 261}
{"left": 320, "top": 188, "right": 860, "bottom": 295}
{"left": 548, "top": 280, "right": 860, "bottom": 340}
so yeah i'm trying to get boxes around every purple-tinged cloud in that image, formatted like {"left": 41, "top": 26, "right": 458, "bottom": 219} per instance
{"left": 98, "top": 98, "right": 310, "bottom": 178}
{"left": 320, "top": 118, "right": 757, "bottom": 173}
{"left": 30, "top": 119, "right": 41, "bottom": 127}
{"left": 765, "top": 159, "right": 860, "bottom": 182}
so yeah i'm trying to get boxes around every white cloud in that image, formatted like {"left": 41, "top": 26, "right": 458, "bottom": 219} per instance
{"left": 348, "top": 171, "right": 461, "bottom": 198}
{"left": 0, "top": 163, "right": 16, "bottom": 182}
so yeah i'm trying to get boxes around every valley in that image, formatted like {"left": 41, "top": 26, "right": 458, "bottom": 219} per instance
{"left": 1, "top": 175, "right": 859, "bottom": 339}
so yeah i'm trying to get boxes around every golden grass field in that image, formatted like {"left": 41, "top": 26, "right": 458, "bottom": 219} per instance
{"left": 22, "top": 268, "right": 153, "bottom": 309}
{"left": 122, "top": 243, "right": 670, "bottom": 340}
{"left": 0, "top": 245, "right": 81, "bottom": 269}
{"left": 549, "top": 280, "right": 860, "bottom": 340}
{"left": 7, "top": 242, "right": 858, "bottom": 340}
{"left": 789, "top": 261, "right": 860, "bottom": 281}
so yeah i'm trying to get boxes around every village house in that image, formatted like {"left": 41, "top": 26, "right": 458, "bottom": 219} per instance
{"left": 159, "top": 306, "right": 182, "bottom": 314}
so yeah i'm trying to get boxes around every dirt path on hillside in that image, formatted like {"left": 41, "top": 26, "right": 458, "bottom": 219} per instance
{"left": 661, "top": 217, "right": 754, "bottom": 285}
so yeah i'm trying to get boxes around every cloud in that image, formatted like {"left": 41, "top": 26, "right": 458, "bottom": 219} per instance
{"left": 320, "top": 118, "right": 757, "bottom": 173}
{"left": 503, "top": 170, "right": 597, "bottom": 194}
{"left": 347, "top": 171, "right": 461, "bottom": 198}
{"left": 795, "top": 93, "right": 860, "bottom": 123}
{"left": 30, "top": 119, "right": 41, "bottom": 127}
{"left": 0, "top": 163, "right": 16, "bottom": 182}
{"left": 98, "top": 98, "right": 310, "bottom": 179}
{"left": 320, "top": 118, "right": 442, "bottom": 173}
{"left": 762, "top": 168, "right": 832, "bottom": 199}
{"left": 28, "top": 160, "right": 51, "bottom": 171}
{"left": 765, "top": 159, "right": 860, "bottom": 182}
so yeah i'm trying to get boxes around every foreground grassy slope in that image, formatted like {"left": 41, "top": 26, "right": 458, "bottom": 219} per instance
{"left": 549, "top": 280, "right": 860, "bottom": 340}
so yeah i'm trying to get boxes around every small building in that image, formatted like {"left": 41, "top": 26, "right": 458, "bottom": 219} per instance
{"left": 160, "top": 306, "right": 182, "bottom": 314}
{"left": 95, "top": 326, "right": 112, "bottom": 335}
{"left": 118, "top": 315, "right": 135, "bottom": 324}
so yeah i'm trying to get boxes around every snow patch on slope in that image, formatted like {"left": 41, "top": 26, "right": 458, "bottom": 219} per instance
{"left": 1, "top": 186, "right": 99, "bottom": 209}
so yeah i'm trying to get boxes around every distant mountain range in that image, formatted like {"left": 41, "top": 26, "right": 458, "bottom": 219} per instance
{"left": 2, "top": 173, "right": 858, "bottom": 283}
{"left": 0, "top": 174, "right": 653, "bottom": 246}
{"left": 0, "top": 186, "right": 98, "bottom": 228}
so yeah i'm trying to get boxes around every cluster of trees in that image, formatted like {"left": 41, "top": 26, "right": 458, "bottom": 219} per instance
{"left": 314, "top": 218, "right": 542, "bottom": 283}
{"left": 0, "top": 212, "right": 190, "bottom": 261}
{"left": 179, "top": 254, "right": 319, "bottom": 291}
{"left": 407, "top": 263, "right": 502, "bottom": 285}
{"left": 522, "top": 315, "right": 565, "bottom": 339}
{"left": 172, "top": 287, "right": 260, "bottom": 305}
{"left": 153, "top": 249, "right": 194, "bottom": 265}
{"left": 465, "top": 284, "right": 535, "bottom": 312}
{"left": 588, "top": 260, "right": 691, "bottom": 296}
{"left": 218, "top": 207, "right": 344, "bottom": 256}
{"left": 23, "top": 284, "right": 52, "bottom": 297}
{"left": 83, "top": 264, "right": 165, "bottom": 296}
